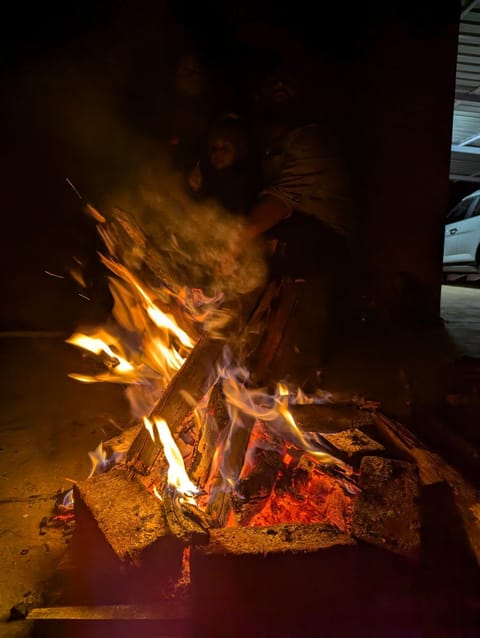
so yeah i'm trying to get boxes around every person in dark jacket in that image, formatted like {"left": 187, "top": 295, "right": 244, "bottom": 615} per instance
{"left": 242, "top": 61, "right": 354, "bottom": 386}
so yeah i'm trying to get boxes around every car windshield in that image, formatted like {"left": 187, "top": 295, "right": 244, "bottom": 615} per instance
{"left": 446, "top": 197, "right": 476, "bottom": 224}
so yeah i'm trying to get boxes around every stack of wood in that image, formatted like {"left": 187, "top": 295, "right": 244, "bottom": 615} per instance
{"left": 69, "top": 248, "right": 480, "bottom": 602}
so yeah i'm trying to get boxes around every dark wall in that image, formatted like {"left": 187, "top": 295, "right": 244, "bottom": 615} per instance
{"left": 0, "top": 0, "right": 460, "bottom": 329}
{"left": 346, "top": 5, "right": 459, "bottom": 319}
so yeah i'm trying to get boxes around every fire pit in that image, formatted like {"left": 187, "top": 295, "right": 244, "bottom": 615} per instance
{"left": 29, "top": 197, "right": 480, "bottom": 637}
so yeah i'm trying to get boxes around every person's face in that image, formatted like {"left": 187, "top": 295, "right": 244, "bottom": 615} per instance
{"left": 209, "top": 137, "right": 236, "bottom": 170}
{"left": 259, "top": 71, "right": 297, "bottom": 106}
{"left": 175, "top": 54, "right": 207, "bottom": 98}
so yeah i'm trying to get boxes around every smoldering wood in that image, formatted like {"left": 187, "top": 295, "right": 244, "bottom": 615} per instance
{"left": 351, "top": 455, "right": 421, "bottom": 557}
{"left": 196, "top": 522, "right": 356, "bottom": 556}
{"left": 320, "top": 427, "right": 386, "bottom": 466}
{"left": 290, "top": 403, "right": 376, "bottom": 433}
{"left": 234, "top": 447, "right": 284, "bottom": 526}
{"left": 163, "top": 491, "right": 210, "bottom": 544}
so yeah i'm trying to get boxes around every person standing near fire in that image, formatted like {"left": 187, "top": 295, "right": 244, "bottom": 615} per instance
{"left": 239, "top": 59, "right": 354, "bottom": 386}
{"left": 187, "top": 113, "right": 260, "bottom": 215}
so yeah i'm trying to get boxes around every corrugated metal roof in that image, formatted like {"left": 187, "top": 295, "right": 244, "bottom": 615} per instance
{"left": 450, "top": 0, "right": 480, "bottom": 182}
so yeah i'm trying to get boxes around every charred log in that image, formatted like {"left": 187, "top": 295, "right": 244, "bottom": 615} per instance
{"left": 189, "top": 382, "right": 230, "bottom": 488}
{"left": 163, "top": 491, "right": 210, "bottom": 545}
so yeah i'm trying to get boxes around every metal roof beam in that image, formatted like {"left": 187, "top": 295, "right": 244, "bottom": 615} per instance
{"left": 462, "top": 0, "right": 480, "bottom": 18}
{"left": 449, "top": 173, "right": 480, "bottom": 182}
{"left": 458, "top": 132, "right": 480, "bottom": 145}
{"left": 455, "top": 91, "right": 480, "bottom": 102}
{"left": 452, "top": 144, "right": 480, "bottom": 153}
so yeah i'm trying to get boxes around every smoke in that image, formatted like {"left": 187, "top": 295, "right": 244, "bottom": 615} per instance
{"left": 105, "top": 162, "right": 268, "bottom": 299}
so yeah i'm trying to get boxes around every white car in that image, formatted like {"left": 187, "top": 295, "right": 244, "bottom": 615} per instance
{"left": 443, "top": 189, "right": 480, "bottom": 273}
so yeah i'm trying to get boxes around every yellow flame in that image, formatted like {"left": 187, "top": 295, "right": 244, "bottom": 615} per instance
{"left": 66, "top": 333, "right": 134, "bottom": 374}
{"left": 144, "top": 417, "right": 199, "bottom": 501}
{"left": 99, "top": 255, "right": 194, "bottom": 348}
{"left": 153, "top": 485, "right": 163, "bottom": 501}
{"left": 276, "top": 401, "right": 341, "bottom": 465}
{"left": 143, "top": 416, "right": 156, "bottom": 442}
{"left": 277, "top": 382, "right": 289, "bottom": 397}
{"left": 146, "top": 305, "right": 194, "bottom": 349}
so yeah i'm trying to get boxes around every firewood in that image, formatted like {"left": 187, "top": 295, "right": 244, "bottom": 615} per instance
{"left": 320, "top": 427, "right": 386, "bottom": 466}
{"left": 207, "top": 414, "right": 256, "bottom": 527}
{"left": 372, "top": 412, "right": 480, "bottom": 564}
{"left": 246, "top": 278, "right": 300, "bottom": 385}
{"left": 27, "top": 601, "right": 191, "bottom": 621}
{"left": 195, "top": 522, "right": 355, "bottom": 556}
{"left": 127, "top": 332, "right": 226, "bottom": 474}
{"left": 290, "top": 403, "right": 375, "bottom": 433}
{"left": 126, "top": 284, "right": 277, "bottom": 476}
{"left": 162, "top": 491, "right": 210, "bottom": 545}
{"left": 73, "top": 467, "right": 172, "bottom": 564}
{"left": 189, "top": 382, "right": 229, "bottom": 488}
{"left": 351, "top": 455, "right": 421, "bottom": 557}
{"left": 234, "top": 446, "right": 284, "bottom": 526}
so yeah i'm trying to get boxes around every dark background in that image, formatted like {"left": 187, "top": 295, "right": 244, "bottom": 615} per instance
{"left": 0, "top": 0, "right": 460, "bottom": 331}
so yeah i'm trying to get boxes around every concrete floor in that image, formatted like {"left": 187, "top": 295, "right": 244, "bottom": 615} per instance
{"left": 0, "top": 283, "right": 479, "bottom": 637}
{"left": 441, "top": 284, "right": 480, "bottom": 359}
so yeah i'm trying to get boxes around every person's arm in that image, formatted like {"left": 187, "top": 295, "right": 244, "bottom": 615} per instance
{"left": 244, "top": 194, "right": 293, "bottom": 239}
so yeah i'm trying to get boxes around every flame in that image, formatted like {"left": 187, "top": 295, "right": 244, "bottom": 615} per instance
{"left": 87, "top": 442, "right": 124, "bottom": 478}
{"left": 152, "top": 485, "right": 163, "bottom": 501}
{"left": 143, "top": 417, "right": 199, "bottom": 502}
{"left": 66, "top": 284, "right": 198, "bottom": 399}
{"left": 66, "top": 332, "right": 135, "bottom": 380}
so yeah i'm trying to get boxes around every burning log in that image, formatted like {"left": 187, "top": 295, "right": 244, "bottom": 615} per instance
{"left": 162, "top": 491, "right": 210, "bottom": 544}
{"left": 290, "top": 402, "right": 376, "bottom": 433}
{"left": 127, "top": 281, "right": 283, "bottom": 476}
{"left": 189, "top": 382, "right": 230, "bottom": 488}
{"left": 127, "top": 332, "right": 226, "bottom": 474}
